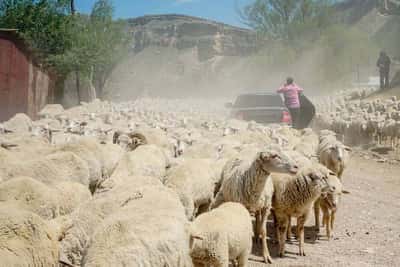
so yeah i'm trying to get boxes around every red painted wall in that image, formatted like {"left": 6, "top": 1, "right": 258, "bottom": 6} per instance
{"left": 0, "top": 33, "right": 54, "bottom": 122}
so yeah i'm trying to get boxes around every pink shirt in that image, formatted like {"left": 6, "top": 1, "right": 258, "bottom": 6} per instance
{"left": 277, "top": 83, "right": 303, "bottom": 108}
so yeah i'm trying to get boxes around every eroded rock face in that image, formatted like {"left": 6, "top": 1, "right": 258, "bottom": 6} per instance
{"left": 127, "top": 14, "right": 257, "bottom": 61}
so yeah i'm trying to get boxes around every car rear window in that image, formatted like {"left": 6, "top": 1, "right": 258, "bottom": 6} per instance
{"left": 234, "top": 94, "right": 284, "bottom": 108}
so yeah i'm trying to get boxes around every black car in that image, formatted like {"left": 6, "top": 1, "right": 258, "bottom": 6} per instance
{"left": 225, "top": 92, "right": 292, "bottom": 124}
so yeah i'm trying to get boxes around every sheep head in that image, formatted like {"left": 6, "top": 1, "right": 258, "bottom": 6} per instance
{"left": 257, "top": 150, "right": 298, "bottom": 175}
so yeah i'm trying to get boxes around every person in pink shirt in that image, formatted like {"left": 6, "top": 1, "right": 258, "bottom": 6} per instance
{"left": 277, "top": 77, "right": 303, "bottom": 129}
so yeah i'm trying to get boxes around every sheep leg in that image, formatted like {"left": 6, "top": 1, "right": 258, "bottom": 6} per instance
{"left": 330, "top": 211, "right": 336, "bottom": 234}
{"left": 237, "top": 249, "right": 250, "bottom": 267}
{"left": 314, "top": 199, "right": 321, "bottom": 233}
{"left": 321, "top": 206, "right": 331, "bottom": 240}
{"left": 254, "top": 210, "right": 262, "bottom": 246}
{"left": 286, "top": 216, "right": 292, "bottom": 242}
{"left": 260, "top": 207, "right": 273, "bottom": 264}
{"left": 297, "top": 215, "right": 307, "bottom": 256}
{"left": 276, "top": 216, "right": 288, "bottom": 258}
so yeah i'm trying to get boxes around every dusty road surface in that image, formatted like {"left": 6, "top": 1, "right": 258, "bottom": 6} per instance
{"left": 248, "top": 155, "right": 400, "bottom": 267}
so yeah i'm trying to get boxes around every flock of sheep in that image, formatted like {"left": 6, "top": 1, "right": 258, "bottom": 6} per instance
{"left": 0, "top": 97, "right": 352, "bottom": 267}
{"left": 313, "top": 87, "right": 400, "bottom": 149}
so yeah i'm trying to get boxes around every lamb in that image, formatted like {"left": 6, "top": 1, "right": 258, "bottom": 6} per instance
{"left": 318, "top": 134, "right": 351, "bottom": 178}
{"left": 211, "top": 149, "right": 298, "bottom": 264}
{"left": 189, "top": 202, "right": 252, "bottom": 267}
{"left": 0, "top": 203, "right": 59, "bottom": 266}
{"left": 272, "top": 165, "right": 334, "bottom": 257}
{"left": 165, "top": 158, "right": 218, "bottom": 220}
{"left": 81, "top": 185, "right": 192, "bottom": 267}
{"left": 314, "top": 173, "right": 349, "bottom": 240}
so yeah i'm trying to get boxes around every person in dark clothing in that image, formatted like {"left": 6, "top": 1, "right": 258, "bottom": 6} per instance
{"left": 377, "top": 51, "right": 391, "bottom": 90}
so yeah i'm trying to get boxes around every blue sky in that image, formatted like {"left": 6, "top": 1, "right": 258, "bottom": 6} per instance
{"left": 76, "top": 0, "right": 253, "bottom": 27}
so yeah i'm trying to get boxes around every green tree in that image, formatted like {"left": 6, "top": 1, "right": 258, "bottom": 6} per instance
{"left": 240, "top": 0, "right": 334, "bottom": 41}
{"left": 0, "top": 0, "right": 129, "bottom": 100}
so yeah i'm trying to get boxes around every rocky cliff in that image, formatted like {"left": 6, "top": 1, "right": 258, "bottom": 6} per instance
{"left": 127, "top": 14, "right": 257, "bottom": 61}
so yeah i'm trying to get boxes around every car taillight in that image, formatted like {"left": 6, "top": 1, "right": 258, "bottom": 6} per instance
{"left": 281, "top": 110, "right": 291, "bottom": 124}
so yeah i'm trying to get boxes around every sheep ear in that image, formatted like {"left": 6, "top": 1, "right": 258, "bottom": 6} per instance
{"left": 344, "top": 146, "right": 352, "bottom": 152}
{"left": 342, "top": 189, "right": 351, "bottom": 194}
{"left": 309, "top": 173, "right": 321, "bottom": 181}
{"left": 191, "top": 235, "right": 204, "bottom": 240}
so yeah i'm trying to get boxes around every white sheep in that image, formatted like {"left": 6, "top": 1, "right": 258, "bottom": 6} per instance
{"left": 0, "top": 177, "right": 91, "bottom": 221}
{"left": 0, "top": 151, "right": 90, "bottom": 186}
{"left": 211, "top": 149, "right": 298, "bottom": 264}
{"left": 314, "top": 174, "right": 349, "bottom": 240}
{"left": 59, "top": 175, "right": 163, "bottom": 266}
{"left": 189, "top": 202, "right": 252, "bottom": 267}
{"left": 272, "top": 165, "right": 334, "bottom": 257}
{"left": 318, "top": 134, "right": 351, "bottom": 178}
{"left": 96, "top": 144, "right": 169, "bottom": 194}
{"left": 165, "top": 158, "right": 217, "bottom": 220}
{"left": 0, "top": 203, "right": 59, "bottom": 266}
{"left": 81, "top": 185, "right": 192, "bottom": 267}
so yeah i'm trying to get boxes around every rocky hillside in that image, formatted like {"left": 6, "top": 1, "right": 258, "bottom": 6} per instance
{"left": 127, "top": 14, "right": 257, "bottom": 62}
{"left": 104, "top": 15, "right": 258, "bottom": 100}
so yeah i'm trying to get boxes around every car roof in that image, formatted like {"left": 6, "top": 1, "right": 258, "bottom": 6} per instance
{"left": 237, "top": 92, "right": 278, "bottom": 96}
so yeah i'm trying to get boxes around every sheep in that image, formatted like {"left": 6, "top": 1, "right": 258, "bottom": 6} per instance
{"left": 59, "top": 175, "right": 163, "bottom": 266}
{"left": 211, "top": 149, "right": 298, "bottom": 264}
{"left": 271, "top": 165, "right": 334, "bottom": 257}
{"left": 0, "top": 134, "right": 52, "bottom": 161}
{"left": 0, "top": 203, "right": 59, "bottom": 266}
{"left": 96, "top": 144, "right": 169, "bottom": 194}
{"left": 165, "top": 158, "right": 218, "bottom": 220}
{"left": 381, "top": 119, "right": 400, "bottom": 148}
{"left": 0, "top": 123, "right": 13, "bottom": 134}
{"left": 112, "top": 130, "right": 148, "bottom": 151}
{"left": 2, "top": 113, "right": 33, "bottom": 133}
{"left": 0, "top": 151, "right": 91, "bottom": 186}
{"left": 81, "top": 185, "right": 192, "bottom": 267}
{"left": 56, "top": 138, "right": 121, "bottom": 192}
{"left": 189, "top": 202, "right": 252, "bottom": 267}
{"left": 0, "top": 177, "right": 91, "bottom": 220}
{"left": 38, "top": 104, "right": 65, "bottom": 119}
{"left": 318, "top": 134, "right": 351, "bottom": 178}
{"left": 314, "top": 174, "right": 349, "bottom": 240}
{"left": 0, "top": 176, "right": 61, "bottom": 219}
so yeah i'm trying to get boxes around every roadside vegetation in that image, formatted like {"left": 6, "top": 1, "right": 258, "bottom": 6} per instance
{"left": 0, "top": 0, "right": 129, "bottom": 99}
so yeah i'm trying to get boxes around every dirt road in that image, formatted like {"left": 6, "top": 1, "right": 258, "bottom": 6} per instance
{"left": 249, "top": 155, "right": 400, "bottom": 267}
